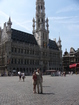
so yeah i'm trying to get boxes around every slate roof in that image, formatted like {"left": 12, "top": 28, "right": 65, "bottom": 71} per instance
{"left": 76, "top": 49, "right": 79, "bottom": 53}
{"left": 11, "top": 29, "right": 59, "bottom": 50}
{"left": 49, "top": 39, "right": 59, "bottom": 50}
{"left": 11, "top": 29, "right": 38, "bottom": 45}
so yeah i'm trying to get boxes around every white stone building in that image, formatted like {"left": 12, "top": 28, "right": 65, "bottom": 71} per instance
{"left": 0, "top": 0, "right": 62, "bottom": 75}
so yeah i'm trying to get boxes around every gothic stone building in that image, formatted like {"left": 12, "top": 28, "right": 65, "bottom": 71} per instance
{"left": 63, "top": 47, "right": 79, "bottom": 73}
{"left": 0, "top": 0, "right": 62, "bottom": 75}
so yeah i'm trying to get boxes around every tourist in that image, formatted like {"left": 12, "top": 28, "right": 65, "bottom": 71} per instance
{"left": 18, "top": 71, "right": 22, "bottom": 81}
{"left": 32, "top": 70, "right": 37, "bottom": 93}
{"left": 36, "top": 69, "right": 43, "bottom": 94}
{"left": 22, "top": 72, "right": 25, "bottom": 82}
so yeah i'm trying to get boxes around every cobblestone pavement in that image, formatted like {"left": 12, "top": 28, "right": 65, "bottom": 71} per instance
{"left": 0, "top": 75, "right": 79, "bottom": 105}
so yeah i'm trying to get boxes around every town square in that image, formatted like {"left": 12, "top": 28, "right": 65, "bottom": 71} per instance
{"left": 0, "top": 0, "right": 79, "bottom": 105}
{"left": 0, "top": 75, "right": 79, "bottom": 105}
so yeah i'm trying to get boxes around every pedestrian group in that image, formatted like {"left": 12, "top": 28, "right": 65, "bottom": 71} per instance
{"left": 32, "top": 69, "right": 43, "bottom": 94}
{"left": 18, "top": 71, "right": 25, "bottom": 82}
{"left": 18, "top": 68, "right": 43, "bottom": 94}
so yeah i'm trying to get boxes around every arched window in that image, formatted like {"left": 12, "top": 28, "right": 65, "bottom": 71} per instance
{"left": 24, "top": 59, "right": 26, "bottom": 64}
{"left": 41, "top": 5, "right": 42, "bottom": 9}
{"left": 38, "top": 19, "right": 40, "bottom": 23}
{"left": 43, "top": 33, "right": 44, "bottom": 39}
{"left": 21, "top": 59, "right": 23, "bottom": 64}
{"left": 15, "top": 58, "right": 17, "bottom": 64}
{"left": 11, "top": 58, "right": 13, "bottom": 64}
{"left": 41, "top": 5, "right": 43, "bottom": 13}
{"left": 38, "top": 5, "right": 40, "bottom": 12}
{"left": 18, "top": 48, "right": 20, "bottom": 53}
{"left": 11, "top": 47, "right": 14, "bottom": 52}
{"left": 26, "top": 68, "right": 28, "bottom": 73}
{"left": 15, "top": 48, "right": 17, "bottom": 53}
{"left": 42, "top": 19, "right": 43, "bottom": 22}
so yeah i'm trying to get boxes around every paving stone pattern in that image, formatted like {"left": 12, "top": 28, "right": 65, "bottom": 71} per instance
{"left": 0, "top": 75, "right": 79, "bottom": 105}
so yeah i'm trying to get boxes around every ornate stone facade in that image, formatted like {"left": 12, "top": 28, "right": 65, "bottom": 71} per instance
{"left": 63, "top": 48, "right": 79, "bottom": 73}
{"left": 0, "top": 0, "right": 62, "bottom": 75}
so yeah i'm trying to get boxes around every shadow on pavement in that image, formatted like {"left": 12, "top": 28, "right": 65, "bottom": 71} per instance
{"left": 43, "top": 86, "right": 50, "bottom": 87}
{"left": 42, "top": 93, "right": 55, "bottom": 95}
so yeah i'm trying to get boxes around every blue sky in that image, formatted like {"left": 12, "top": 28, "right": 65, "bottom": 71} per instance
{"left": 0, "top": 0, "right": 79, "bottom": 54}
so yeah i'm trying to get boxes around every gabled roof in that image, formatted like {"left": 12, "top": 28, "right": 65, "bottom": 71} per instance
{"left": 76, "top": 48, "right": 79, "bottom": 53}
{"left": 70, "top": 47, "right": 76, "bottom": 53}
{"left": 11, "top": 28, "right": 59, "bottom": 50}
{"left": 11, "top": 29, "right": 38, "bottom": 45}
{"left": 49, "top": 39, "right": 59, "bottom": 50}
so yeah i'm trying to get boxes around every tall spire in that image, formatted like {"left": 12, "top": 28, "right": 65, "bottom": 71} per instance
{"left": 32, "top": 18, "right": 35, "bottom": 34}
{"left": 7, "top": 17, "right": 12, "bottom": 32}
{"left": 7, "top": 17, "right": 12, "bottom": 26}
{"left": 33, "top": 0, "right": 49, "bottom": 49}
{"left": 33, "top": 0, "right": 49, "bottom": 32}
{"left": 36, "top": 0, "right": 45, "bottom": 30}
{"left": 58, "top": 37, "right": 62, "bottom": 50}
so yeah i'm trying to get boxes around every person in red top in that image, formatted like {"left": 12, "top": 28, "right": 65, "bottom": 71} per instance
{"left": 32, "top": 70, "right": 37, "bottom": 93}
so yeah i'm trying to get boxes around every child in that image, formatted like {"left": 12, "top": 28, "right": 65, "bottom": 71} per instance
{"left": 32, "top": 70, "right": 37, "bottom": 93}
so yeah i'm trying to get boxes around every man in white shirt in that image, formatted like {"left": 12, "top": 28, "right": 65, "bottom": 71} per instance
{"left": 36, "top": 69, "right": 43, "bottom": 94}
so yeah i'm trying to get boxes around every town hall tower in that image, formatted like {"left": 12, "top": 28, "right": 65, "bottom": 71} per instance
{"left": 33, "top": 0, "right": 49, "bottom": 49}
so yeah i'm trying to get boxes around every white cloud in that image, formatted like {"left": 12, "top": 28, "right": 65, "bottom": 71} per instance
{"left": 0, "top": 10, "right": 32, "bottom": 32}
{"left": 67, "top": 24, "right": 79, "bottom": 32}
{"left": 12, "top": 19, "right": 32, "bottom": 32}
{"left": 20, "top": 20, "right": 32, "bottom": 25}
{"left": 56, "top": 5, "right": 79, "bottom": 13}
{"left": 0, "top": 10, "right": 9, "bottom": 18}
{"left": 49, "top": 16, "right": 79, "bottom": 24}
